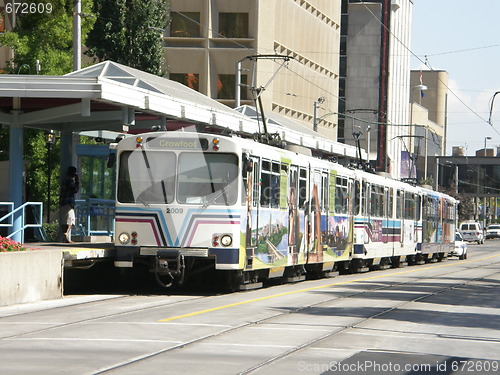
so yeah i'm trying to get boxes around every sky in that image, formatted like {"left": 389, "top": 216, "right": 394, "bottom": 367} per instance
{"left": 410, "top": 0, "right": 500, "bottom": 155}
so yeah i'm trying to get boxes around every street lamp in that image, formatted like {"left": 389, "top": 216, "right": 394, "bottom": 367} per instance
{"left": 484, "top": 136, "right": 492, "bottom": 154}
{"left": 413, "top": 84, "right": 427, "bottom": 105}
{"left": 45, "top": 130, "right": 57, "bottom": 223}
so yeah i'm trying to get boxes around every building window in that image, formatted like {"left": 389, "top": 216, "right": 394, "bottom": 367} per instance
{"left": 170, "top": 73, "right": 200, "bottom": 91}
{"left": 170, "top": 12, "right": 200, "bottom": 37}
{"left": 218, "top": 13, "right": 249, "bottom": 38}
{"left": 217, "top": 74, "right": 247, "bottom": 100}
{"left": 339, "top": 77, "right": 346, "bottom": 98}
{"left": 340, "top": 14, "right": 348, "bottom": 35}
{"left": 340, "top": 56, "right": 347, "bottom": 77}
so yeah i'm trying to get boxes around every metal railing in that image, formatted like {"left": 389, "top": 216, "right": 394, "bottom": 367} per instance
{"left": 0, "top": 202, "right": 43, "bottom": 243}
{"left": 75, "top": 198, "right": 115, "bottom": 237}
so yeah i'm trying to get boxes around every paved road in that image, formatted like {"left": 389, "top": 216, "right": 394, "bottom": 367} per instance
{"left": 1, "top": 242, "right": 500, "bottom": 374}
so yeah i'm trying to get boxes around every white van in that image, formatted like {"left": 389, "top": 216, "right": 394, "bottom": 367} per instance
{"left": 459, "top": 221, "right": 484, "bottom": 244}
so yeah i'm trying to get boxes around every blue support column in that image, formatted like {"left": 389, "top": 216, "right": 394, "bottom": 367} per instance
{"left": 8, "top": 125, "right": 23, "bottom": 243}
{"left": 59, "top": 130, "right": 75, "bottom": 185}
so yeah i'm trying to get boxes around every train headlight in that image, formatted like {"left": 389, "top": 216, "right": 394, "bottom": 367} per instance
{"left": 221, "top": 234, "right": 232, "bottom": 247}
{"left": 118, "top": 232, "right": 130, "bottom": 245}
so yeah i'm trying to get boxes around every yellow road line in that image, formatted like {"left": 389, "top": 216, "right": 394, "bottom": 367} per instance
{"left": 159, "top": 253, "right": 500, "bottom": 322}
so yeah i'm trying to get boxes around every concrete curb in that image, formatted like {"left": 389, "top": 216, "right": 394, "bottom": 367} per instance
{"left": 0, "top": 250, "right": 63, "bottom": 306}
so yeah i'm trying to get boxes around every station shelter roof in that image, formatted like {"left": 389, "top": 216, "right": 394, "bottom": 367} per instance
{"left": 0, "top": 61, "right": 358, "bottom": 158}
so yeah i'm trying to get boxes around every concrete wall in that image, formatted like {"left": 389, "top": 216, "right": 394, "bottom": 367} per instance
{"left": 0, "top": 250, "right": 63, "bottom": 306}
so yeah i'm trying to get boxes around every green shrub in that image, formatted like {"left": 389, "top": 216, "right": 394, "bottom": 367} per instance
{"left": 43, "top": 223, "right": 59, "bottom": 242}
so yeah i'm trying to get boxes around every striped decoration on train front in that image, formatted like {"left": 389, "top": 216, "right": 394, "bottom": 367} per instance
{"left": 116, "top": 207, "right": 241, "bottom": 247}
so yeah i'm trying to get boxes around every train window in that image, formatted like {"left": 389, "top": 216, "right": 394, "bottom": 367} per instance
{"left": 370, "top": 185, "right": 384, "bottom": 217}
{"left": 241, "top": 155, "right": 257, "bottom": 205}
{"left": 260, "top": 160, "right": 271, "bottom": 207}
{"left": 329, "top": 173, "right": 336, "bottom": 212}
{"left": 335, "top": 176, "right": 348, "bottom": 214}
{"left": 404, "top": 192, "right": 414, "bottom": 219}
{"left": 415, "top": 195, "right": 422, "bottom": 220}
{"left": 272, "top": 162, "right": 280, "bottom": 174}
{"left": 384, "top": 188, "right": 389, "bottom": 217}
{"left": 396, "top": 190, "right": 403, "bottom": 219}
{"left": 353, "top": 180, "right": 360, "bottom": 215}
{"left": 388, "top": 188, "right": 394, "bottom": 218}
{"left": 241, "top": 172, "right": 247, "bottom": 205}
{"left": 311, "top": 170, "right": 322, "bottom": 212}
{"left": 280, "top": 164, "right": 289, "bottom": 209}
{"left": 362, "top": 181, "right": 368, "bottom": 216}
{"left": 289, "top": 165, "right": 299, "bottom": 210}
{"left": 322, "top": 173, "right": 329, "bottom": 212}
{"left": 299, "top": 167, "right": 308, "bottom": 208}
{"left": 270, "top": 161, "right": 280, "bottom": 208}
{"left": 370, "top": 185, "right": 376, "bottom": 216}
{"left": 118, "top": 151, "right": 177, "bottom": 204}
{"left": 252, "top": 160, "right": 260, "bottom": 207}
{"left": 177, "top": 153, "right": 238, "bottom": 205}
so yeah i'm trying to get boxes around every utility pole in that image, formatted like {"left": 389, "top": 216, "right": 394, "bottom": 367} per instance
{"left": 73, "top": 0, "right": 81, "bottom": 71}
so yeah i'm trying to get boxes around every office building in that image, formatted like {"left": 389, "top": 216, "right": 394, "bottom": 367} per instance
{"left": 165, "top": 0, "right": 342, "bottom": 140}
{"left": 341, "top": 0, "right": 413, "bottom": 179}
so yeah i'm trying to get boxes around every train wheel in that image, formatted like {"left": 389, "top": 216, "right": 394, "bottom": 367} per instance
{"left": 406, "top": 255, "right": 416, "bottom": 266}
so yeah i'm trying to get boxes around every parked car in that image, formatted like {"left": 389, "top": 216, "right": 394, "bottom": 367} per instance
{"left": 451, "top": 231, "right": 468, "bottom": 260}
{"left": 458, "top": 221, "right": 484, "bottom": 244}
{"left": 486, "top": 224, "right": 500, "bottom": 239}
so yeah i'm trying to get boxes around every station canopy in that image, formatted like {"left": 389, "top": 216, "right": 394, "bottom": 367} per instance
{"left": 0, "top": 60, "right": 358, "bottom": 157}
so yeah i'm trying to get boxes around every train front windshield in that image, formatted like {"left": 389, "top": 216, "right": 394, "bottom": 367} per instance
{"left": 117, "top": 151, "right": 239, "bottom": 206}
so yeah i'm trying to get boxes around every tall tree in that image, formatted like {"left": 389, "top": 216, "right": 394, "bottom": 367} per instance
{"left": 0, "top": 0, "right": 95, "bottom": 221}
{"left": 0, "top": 0, "right": 95, "bottom": 74}
{"left": 85, "top": 0, "right": 126, "bottom": 63}
{"left": 86, "top": 0, "right": 169, "bottom": 75}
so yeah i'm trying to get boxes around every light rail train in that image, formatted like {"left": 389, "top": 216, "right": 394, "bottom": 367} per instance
{"left": 112, "top": 130, "right": 457, "bottom": 289}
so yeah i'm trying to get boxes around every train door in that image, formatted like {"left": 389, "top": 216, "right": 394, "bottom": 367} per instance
{"left": 307, "top": 169, "right": 323, "bottom": 262}
{"left": 288, "top": 165, "right": 300, "bottom": 261}
{"left": 249, "top": 156, "right": 260, "bottom": 248}
{"left": 351, "top": 178, "right": 360, "bottom": 245}
{"left": 387, "top": 188, "right": 394, "bottom": 249}
{"left": 299, "top": 166, "right": 309, "bottom": 262}
{"left": 400, "top": 190, "right": 405, "bottom": 245}
{"left": 383, "top": 187, "right": 390, "bottom": 244}
{"left": 396, "top": 189, "right": 405, "bottom": 242}
{"left": 242, "top": 155, "right": 260, "bottom": 269}
{"left": 414, "top": 193, "right": 421, "bottom": 244}
{"left": 363, "top": 181, "right": 370, "bottom": 245}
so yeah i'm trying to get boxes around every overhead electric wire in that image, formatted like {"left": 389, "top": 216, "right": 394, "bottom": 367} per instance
{"left": 424, "top": 44, "right": 500, "bottom": 57}
{"left": 359, "top": 1, "right": 497, "bottom": 135}
{"left": 171, "top": 6, "right": 497, "bottom": 143}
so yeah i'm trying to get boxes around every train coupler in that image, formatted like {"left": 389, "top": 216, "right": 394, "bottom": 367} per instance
{"left": 154, "top": 251, "right": 186, "bottom": 288}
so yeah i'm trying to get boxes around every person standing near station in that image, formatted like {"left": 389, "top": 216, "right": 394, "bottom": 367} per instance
{"left": 59, "top": 166, "right": 79, "bottom": 243}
